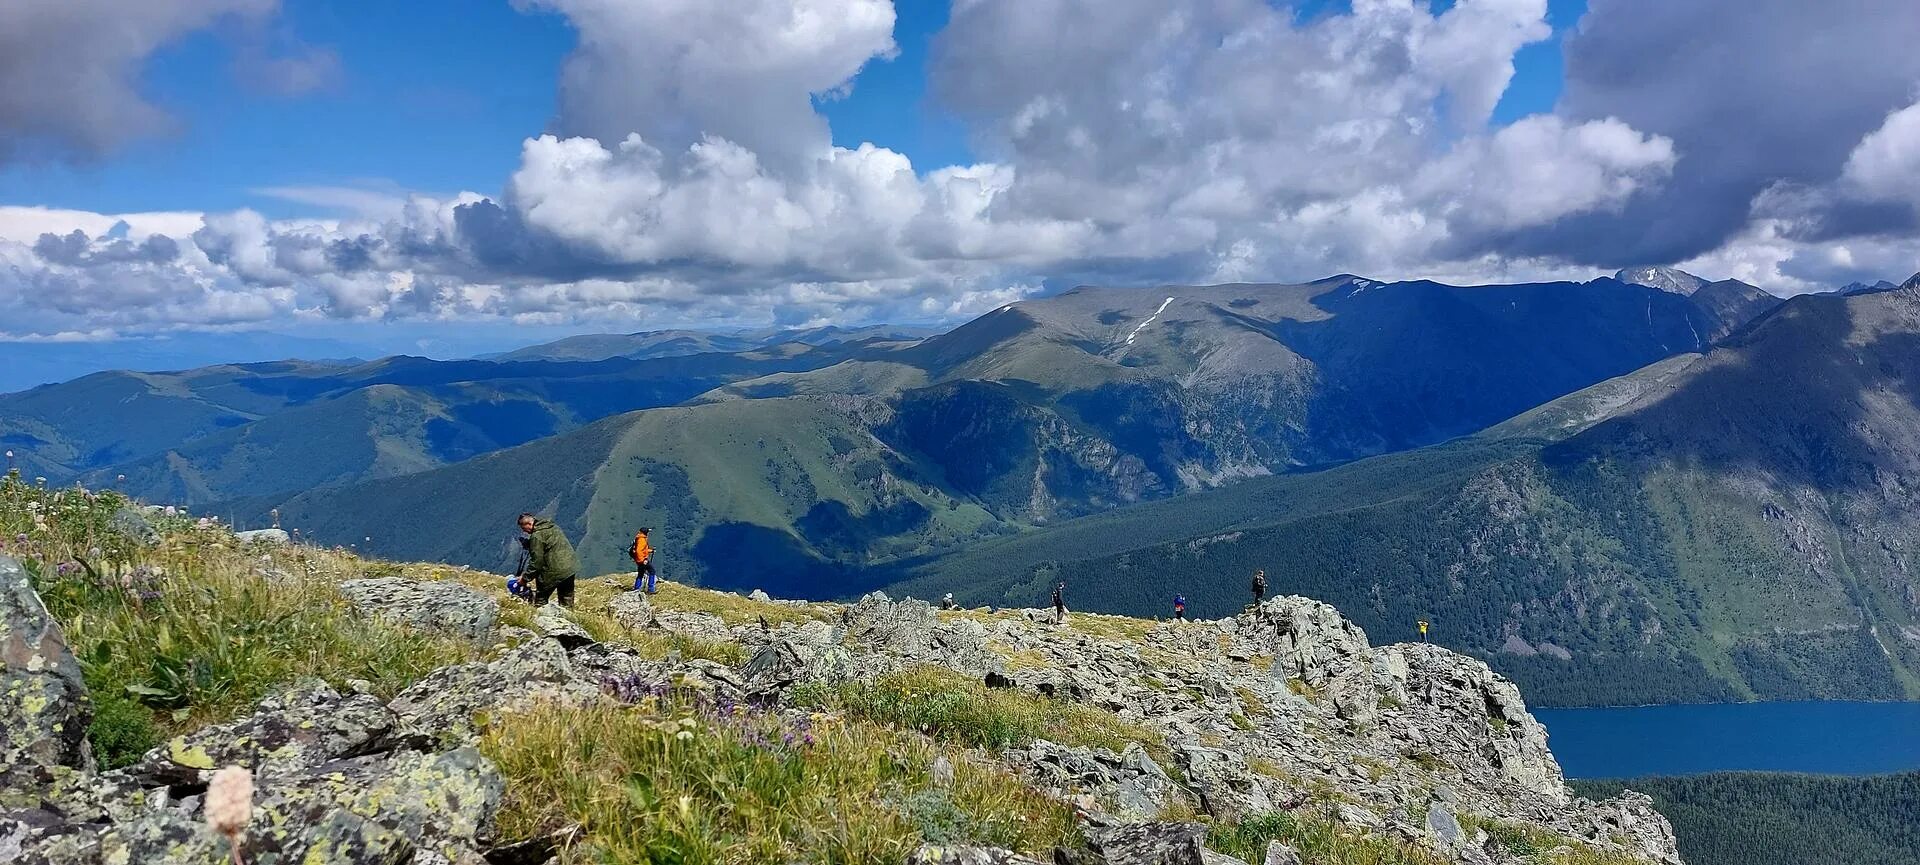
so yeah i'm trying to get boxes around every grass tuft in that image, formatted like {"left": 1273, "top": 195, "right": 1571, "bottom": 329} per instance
{"left": 789, "top": 666, "right": 1165, "bottom": 761}
{"left": 480, "top": 697, "right": 1078, "bottom": 864}
{"left": 2, "top": 474, "right": 482, "bottom": 766}
{"left": 1207, "top": 809, "right": 1450, "bottom": 865}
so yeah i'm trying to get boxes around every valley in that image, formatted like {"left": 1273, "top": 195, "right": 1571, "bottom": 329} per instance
{"left": 9, "top": 270, "right": 1920, "bottom": 708}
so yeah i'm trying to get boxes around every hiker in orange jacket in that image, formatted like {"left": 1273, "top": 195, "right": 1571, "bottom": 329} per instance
{"left": 630, "top": 527, "right": 657, "bottom": 594}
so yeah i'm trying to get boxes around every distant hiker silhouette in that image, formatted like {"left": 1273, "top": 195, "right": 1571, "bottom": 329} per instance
{"left": 1251, "top": 569, "right": 1267, "bottom": 605}
{"left": 517, "top": 513, "right": 578, "bottom": 608}
{"left": 1173, "top": 594, "right": 1187, "bottom": 621}
{"left": 1051, "top": 582, "right": 1067, "bottom": 625}
{"left": 940, "top": 592, "right": 957, "bottom": 610}
{"left": 629, "top": 527, "right": 657, "bottom": 594}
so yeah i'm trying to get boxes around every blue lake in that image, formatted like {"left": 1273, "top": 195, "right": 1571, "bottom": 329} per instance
{"left": 1535, "top": 701, "right": 1920, "bottom": 779}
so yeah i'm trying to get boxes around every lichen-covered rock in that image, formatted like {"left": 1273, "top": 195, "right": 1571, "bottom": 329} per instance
{"left": 1005, "top": 741, "right": 1190, "bottom": 822}
{"left": 388, "top": 639, "right": 598, "bottom": 743}
{"left": 1, "top": 556, "right": 94, "bottom": 798}
{"left": 338, "top": 578, "right": 499, "bottom": 640}
{"left": 1173, "top": 745, "right": 1273, "bottom": 821}
{"left": 126, "top": 679, "right": 395, "bottom": 787}
{"left": 742, "top": 623, "right": 857, "bottom": 691}
{"left": 1238, "top": 596, "right": 1370, "bottom": 688}
{"left": 249, "top": 747, "right": 503, "bottom": 862}
{"left": 1087, "top": 822, "right": 1211, "bottom": 865}
{"left": 909, "top": 843, "right": 1051, "bottom": 865}
{"left": 532, "top": 604, "right": 595, "bottom": 648}
{"left": 605, "top": 590, "right": 654, "bottom": 630}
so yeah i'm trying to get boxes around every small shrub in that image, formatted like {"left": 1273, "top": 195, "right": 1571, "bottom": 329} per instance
{"left": 88, "top": 692, "right": 161, "bottom": 769}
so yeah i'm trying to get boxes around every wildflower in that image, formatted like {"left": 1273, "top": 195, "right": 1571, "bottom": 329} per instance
{"left": 675, "top": 730, "right": 694, "bottom": 742}
{"left": 206, "top": 765, "right": 253, "bottom": 864}
{"left": 163, "top": 506, "right": 178, "bottom": 517}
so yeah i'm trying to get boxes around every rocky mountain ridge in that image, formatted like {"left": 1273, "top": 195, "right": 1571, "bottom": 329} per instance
{"left": 1, "top": 548, "right": 1679, "bottom": 865}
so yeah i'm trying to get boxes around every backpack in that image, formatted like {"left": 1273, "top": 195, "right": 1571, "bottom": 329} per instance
{"left": 629, "top": 531, "right": 652, "bottom": 563}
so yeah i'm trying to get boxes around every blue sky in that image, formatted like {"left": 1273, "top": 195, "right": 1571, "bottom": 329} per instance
{"left": 3, "top": 0, "right": 1586, "bottom": 220}
{"left": 3, "top": 0, "right": 1914, "bottom": 378}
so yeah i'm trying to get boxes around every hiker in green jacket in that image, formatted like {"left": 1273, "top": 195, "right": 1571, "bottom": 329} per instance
{"left": 516, "top": 513, "right": 579, "bottom": 608}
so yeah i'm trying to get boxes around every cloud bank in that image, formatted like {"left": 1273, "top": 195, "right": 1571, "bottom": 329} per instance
{"left": 1, "top": 0, "right": 1916, "bottom": 340}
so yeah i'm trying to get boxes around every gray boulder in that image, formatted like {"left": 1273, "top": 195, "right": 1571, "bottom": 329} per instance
{"left": 532, "top": 604, "right": 595, "bottom": 649}
{"left": 1260, "top": 841, "right": 1301, "bottom": 865}
{"left": 1174, "top": 745, "right": 1273, "bottom": 821}
{"left": 1005, "top": 741, "right": 1189, "bottom": 822}
{"left": 1, "top": 556, "right": 94, "bottom": 797}
{"left": 1426, "top": 802, "right": 1464, "bottom": 847}
{"left": 126, "top": 679, "right": 395, "bottom": 786}
{"left": 248, "top": 747, "right": 503, "bottom": 862}
{"left": 338, "top": 578, "right": 499, "bottom": 641}
{"left": 605, "top": 590, "right": 653, "bottom": 630}
{"left": 234, "top": 528, "right": 291, "bottom": 546}
{"left": 742, "top": 622, "right": 857, "bottom": 691}
{"left": 1239, "top": 596, "right": 1370, "bottom": 688}
{"left": 388, "top": 639, "right": 599, "bottom": 743}
{"left": 1087, "top": 822, "right": 1210, "bottom": 865}
{"left": 909, "top": 844, "right": 1050, "bottom": 865}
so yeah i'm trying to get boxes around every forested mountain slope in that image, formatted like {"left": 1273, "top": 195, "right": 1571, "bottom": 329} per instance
{"left": 264, "top": 276, "right": 1773, "bottom": 597}
{"left": 1574, "top": 773, "right": 1920, "bottom": 865}
{"left": 892, "top": 278, "right": 1920, "bottom": 706}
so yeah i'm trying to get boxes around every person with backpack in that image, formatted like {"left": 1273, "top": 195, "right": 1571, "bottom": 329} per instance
{"left": 1251, "top": 569, "right": 1267, "bottom": 605}
{"left": 516, "top": 512, "right": 579, "bottom": 608}
{"left": 1173, "top": 594, "right": 1187, "bottom": 621}
{"left": 629, "top": 526, "right": 657, "bottom": 594}
{"left": 1051, "top": 582, "right": 1067, "bottom": 625}
{"left": 507, "top": 535, "right": 535, "bottom": 602}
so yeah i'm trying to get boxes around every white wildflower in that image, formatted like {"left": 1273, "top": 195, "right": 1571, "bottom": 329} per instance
{"left": 206, "top": 765, "right": 253, "bottom": 863}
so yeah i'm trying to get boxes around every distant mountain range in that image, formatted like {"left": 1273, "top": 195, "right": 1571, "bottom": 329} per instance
{"left": 485, "top": 324, "right": 937, "bottom": 363}
{"left": 893, "top": 273, "right": 1920, "bottom": 706}
{"left": 0, "top": 342, "right": 885, "bottom": 504}
{"left": 251, "top": 273, "right": 1777, "bottom": 592}
{"left": 27, "top": 267, "right": 1920, "bottom": 707}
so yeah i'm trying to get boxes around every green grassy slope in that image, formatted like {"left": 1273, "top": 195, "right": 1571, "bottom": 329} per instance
{"left": 269, "top": 396, "right": 1004, "bottom": 594}
{"left": 1573, "top": 773, "right": 1920, "bottom": 865}
{"left": 6, "top": 344, "right": 885, "bottom": 506}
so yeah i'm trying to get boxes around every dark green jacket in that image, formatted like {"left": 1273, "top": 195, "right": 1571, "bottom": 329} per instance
{"left": 523, "top": 518, "right": 578, "bottom": 583}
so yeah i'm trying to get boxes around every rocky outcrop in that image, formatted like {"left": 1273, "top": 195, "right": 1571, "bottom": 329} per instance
{"left": 1004, "top": 741, "right": 1189, "bottom": 821}
{"left": 4, "top": 561, "right": 1682, "bottom": 865}
{"left": 233, "top": 528, "right": 290, "bottom": 545}
{"left": 7, "top": 673, "right": 506, "bottom": 865}
{"left": 1, "top": 556, "right": 93, "bottom": 799}
{"left": 532, "top": 603, "right": 595, "bottom": 648}
{"left": 338, "top": 577, "right": 499, "bottom": 640}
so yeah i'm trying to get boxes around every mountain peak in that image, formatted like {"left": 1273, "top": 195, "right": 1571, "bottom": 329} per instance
{"left": 1902, "top": 272, "right": 1920, "bottom": 292}
{"left": 1615, "top": 266, "right": 1710, "bottom": 296}
{"left": 1838, "top": 280, "right": 1900, "bottom": 296}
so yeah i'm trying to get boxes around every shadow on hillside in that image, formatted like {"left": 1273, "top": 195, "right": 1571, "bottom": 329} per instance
{"left": 1547, "top": 293, "right": 1920, "bottom": 494}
